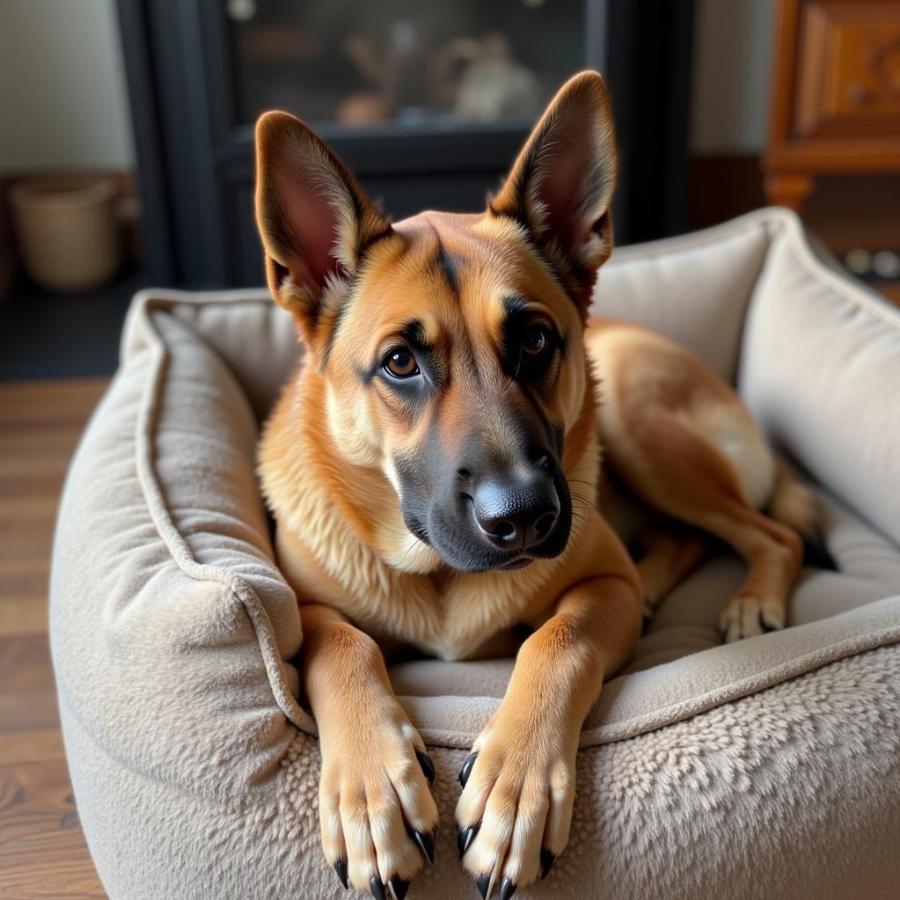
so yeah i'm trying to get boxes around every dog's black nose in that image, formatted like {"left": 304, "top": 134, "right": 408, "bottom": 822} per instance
{"left": 472, "top": 473, "right": 560, "bottom": 551}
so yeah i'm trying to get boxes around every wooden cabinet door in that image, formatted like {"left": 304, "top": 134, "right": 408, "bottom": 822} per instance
{"left": 795, "top": 1, "right": 900, "bottom": 139}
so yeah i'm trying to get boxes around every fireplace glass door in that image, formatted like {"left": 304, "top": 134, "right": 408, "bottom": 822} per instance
{"left": 226, "top": 0, "right": 585, "bottom": 132}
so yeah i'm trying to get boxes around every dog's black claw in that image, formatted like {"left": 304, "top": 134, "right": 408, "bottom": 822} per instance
{"left": 409, "top": 827, "right": 435, "bottom": 864}
{"left": 475, "top": 873, "right": 492, "bottom": 899}
{"left": 457, "top": 822, "right": 480, "bottom": 858}
{"left": 458, "top": 752, "right": 478, "bottom": 787}
{"left": 370, "top": 875, "right": 387, "bottom": 900}
{"left": 415, "top": 749, "right": 435, "bottom": 785}
{"left": 333, "top": 858, "right": 348, "bottom": 890}
{"left": 498, "top": 876, "right": 517, "bottom": 900}
{"left": 540, "top": 848, "right": 556, "bottom": 880}
{"left": 390, "top": 875, "right": 410, "bottom": 900}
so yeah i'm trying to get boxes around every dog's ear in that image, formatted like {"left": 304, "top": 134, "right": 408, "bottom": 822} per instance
{"left": 489, "top": 71, "right": 617, "bottom": 301}
{"left": 255, "top": 111, "right": 392, "bottom": 350}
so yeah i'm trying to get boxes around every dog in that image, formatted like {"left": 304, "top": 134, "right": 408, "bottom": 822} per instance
{"left": 254, "top": 71, "right": 820, "bottom": 899}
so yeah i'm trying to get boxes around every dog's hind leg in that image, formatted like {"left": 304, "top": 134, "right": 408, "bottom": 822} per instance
{"left": 589, "top": 321, "right": 812, "bottom": 641}
{"left": 603, "top": 403, "right": 805, "bottom": 641}
{"left": 692, "top": 501, "right": 803, "bottom": 642}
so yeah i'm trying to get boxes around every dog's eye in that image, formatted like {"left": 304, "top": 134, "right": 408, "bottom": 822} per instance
{"left": 522, "top": 323, "right": 553, "bottom": 357}
{"left": 383, "top": 347, "right": 419, "bottom": 379}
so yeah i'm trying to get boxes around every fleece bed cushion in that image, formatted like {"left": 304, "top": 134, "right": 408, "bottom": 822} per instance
{"left": 51, "top": 208, "right": 900, "bottom": 898}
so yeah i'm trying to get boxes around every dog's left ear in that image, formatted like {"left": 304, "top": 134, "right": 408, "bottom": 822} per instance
{"left": 489, "top": 71, "right": 617, "bottom": 300}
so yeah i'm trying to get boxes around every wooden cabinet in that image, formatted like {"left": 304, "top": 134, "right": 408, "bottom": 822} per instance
{"left": 764, "top": 0, "right": 900, "bottom": 210}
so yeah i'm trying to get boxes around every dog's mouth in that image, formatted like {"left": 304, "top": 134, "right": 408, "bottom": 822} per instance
{"left": 497, "top": 556, "right": 534, "bottom": 571}
{"left": 404, "top": 515, "right": 537, "bottom": 573}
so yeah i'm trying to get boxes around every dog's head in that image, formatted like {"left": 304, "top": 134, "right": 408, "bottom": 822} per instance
{"left": 256, "top": 72, "right": 616, "bottom": 573}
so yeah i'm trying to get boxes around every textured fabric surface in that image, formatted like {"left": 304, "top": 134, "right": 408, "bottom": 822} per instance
{"left": 60, "top": 647, "right": 900, "bottom": 899}
{"left": 51, "top": 209, "right": 900, "bottom": 898}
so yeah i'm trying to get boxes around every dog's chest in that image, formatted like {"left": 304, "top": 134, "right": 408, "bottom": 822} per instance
{"left": 367, "top": 565, "right": 550, "bottom": 662}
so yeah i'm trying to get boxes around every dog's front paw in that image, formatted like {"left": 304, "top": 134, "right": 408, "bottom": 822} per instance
{"left": 318, "top": 701, "right": 438, "bottom": 897}
{"left": 719, "top": 591, "right": 785, "bottom": 642}
{"left": 455, "top": 710, "right": 576, "bottom": 898}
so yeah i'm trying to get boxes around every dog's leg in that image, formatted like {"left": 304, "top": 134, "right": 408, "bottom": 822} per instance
{"left": 696, "top": 503, "right": 803, "bottom": 642}
{"left": 632, "top": 526, "right": 707, "bottom": 618}
{"left": 604, "top": 400, "right": 804, "bottom": 642}
{"left": 455, "top": 516, "right": 642, "bottom": 896}
{"left": 300, "top": 603, "right": 438, "bottom": 896}
{"left": 642, "top": 495, "right": 802, "bottom": 642}
{"left": 589, "top": 320, "right": 821, "bottom": 641}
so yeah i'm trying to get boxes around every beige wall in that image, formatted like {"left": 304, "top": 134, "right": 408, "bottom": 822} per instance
{"left": 0, "top": 0, "right": 135, "bottom": 174}
{"left": 690, "top": 0, "right": 776, "bottom": 155}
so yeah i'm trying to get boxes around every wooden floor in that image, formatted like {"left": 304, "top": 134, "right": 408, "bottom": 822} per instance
{"left": 0, "top": 378, "right": 109, "bottom": 899}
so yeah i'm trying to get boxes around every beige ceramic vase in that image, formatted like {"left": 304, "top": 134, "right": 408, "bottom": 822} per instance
{"left": 10, "top": 175, "right": 120, "bottom": 292}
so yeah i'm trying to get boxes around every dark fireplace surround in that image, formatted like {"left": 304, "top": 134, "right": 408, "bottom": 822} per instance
{"left": 117, "top": 0, "right": 695, "bottom": 288}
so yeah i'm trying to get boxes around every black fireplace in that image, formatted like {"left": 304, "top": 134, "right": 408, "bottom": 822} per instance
{"left": 117, "top": 0, "right": 694, "bottom": 288}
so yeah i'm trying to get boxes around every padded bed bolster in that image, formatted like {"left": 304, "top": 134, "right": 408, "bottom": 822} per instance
{"left": 51, "top": 306, "right": 313, "bottom": 804}
{"left": 739, "top": 214, "right": 900, "bottom": 546}
{"left": 49, "top": 209, "right": 900, "bottom": 899}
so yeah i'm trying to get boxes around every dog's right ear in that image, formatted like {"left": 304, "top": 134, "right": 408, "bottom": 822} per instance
{"left": 255, "top": 111, "right": 392, "bottom": 351}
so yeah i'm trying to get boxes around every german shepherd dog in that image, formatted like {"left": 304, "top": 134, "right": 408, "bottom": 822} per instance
{"left": 255, "top": 72, "right": 819, "bottom": 899}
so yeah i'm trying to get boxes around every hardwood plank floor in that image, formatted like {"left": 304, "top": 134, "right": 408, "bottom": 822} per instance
{"left": 0, "top": 378, "right": 108, "bottom": 899}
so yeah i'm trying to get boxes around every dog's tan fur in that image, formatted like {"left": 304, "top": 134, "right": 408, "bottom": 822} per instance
{"left": 254, "top": 72, "right": 819, "bottom": 895}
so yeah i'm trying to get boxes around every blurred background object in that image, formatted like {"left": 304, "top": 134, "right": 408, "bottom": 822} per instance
{"left": 0, "top": 0, "right": 897, "bottom": 380}
{"left": 10, "top": 174, "right": 121, "bottom": 292}
{"left": 762, "top": 0, "right": 900, "bottom": 302}
{"left": 689, "top": 0, "right": 899, "bottom": 304}
{"left": 117, "top": 0, "right": 694, "bottom": 288}
{"left": 0, "top": 0, "right": 142, "bottom": 378}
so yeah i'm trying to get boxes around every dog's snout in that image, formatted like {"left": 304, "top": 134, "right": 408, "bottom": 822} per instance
{"left": 472, "top": 472, "right": 560, "bottom": 551}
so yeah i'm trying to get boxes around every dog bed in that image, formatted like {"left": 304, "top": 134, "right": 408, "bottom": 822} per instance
{"left": 51, "top": 208, "right": 900, "bottom": 898}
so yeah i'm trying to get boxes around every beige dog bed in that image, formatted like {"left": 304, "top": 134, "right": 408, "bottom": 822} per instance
{"left": 51, "top": 209, "right": 900, "bottom": 899}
